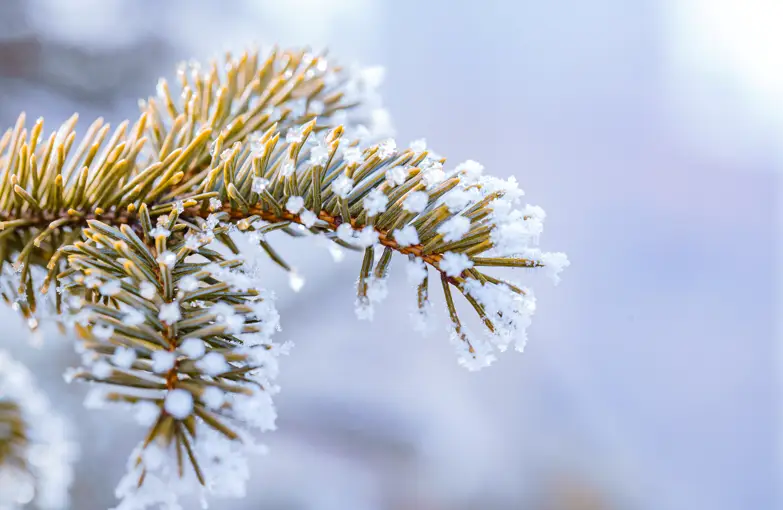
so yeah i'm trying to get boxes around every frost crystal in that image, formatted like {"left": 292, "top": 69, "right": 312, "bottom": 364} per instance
{"left": 211, "top": 302, "right": 245, "bottom": 334}
{"left": 280, "top": 158, "right": 296, "bottom": 176}
{"left": 251, "top": 176, "right": 270, "bottom": 193}
{"left": 463, "top": 279, "right": 537, "bottom": 353}
{"left": 206, "top": 213, "right": 221, "bottom": 230}
{"left": 163, "top": 389, "right": 193, "bottom": 420}
{"left": 365, "top": 277, "right": 389, "bottom": 303}
{"left": 402, "top": 191, "right": 429, "bottom": 213}
{"left": 300, "top": 210, "right": 318, "bottom": 228}
{"left": 437, "top": 216, "right": 471, "bottom": 243}
{"left": 158, "top": 302, "right": 181, "bottom": 324}
{"left": 151, "top": 351, "right": 176, "bottom": 373}
{"left": 355, "top": 227, "right": 379, "bottom": 248}
{"left": 209, "top": 197, "right": 222, "bottom": 211}
{"left": 410, "top": 138, "right": 427, "bottom": 152}
{"left": 111, "top": 347, "right": 137, "bottom": 369}
{"left": 99, "top": 279, "right": 122, "bottom": 297}
{"left": 363, "top": 188, "right": 388, "bottom": 216}
{"left": 123, "top": 309, "right": 145, "bottom": 326}
{"left": 336, "top": 224, "right": 355, "bottom": 244}
{"left": 489, "top": 210, "right": 544, "bottom": 256}
{"left": 156, "top": 251, "right": 177, "bottom": 267}
{"left": 377, "top": 138, "right": 397, "bottom": 159}
{"left": 442, "top": 189, "right": 474, "bottom": 212}
{"left": 439, "top": 252, "right": 473, "bottom": 277}
{"left": 331, "top": 174, "right": 354, "bottom": 198}
{"left": 540, "top": 251, "right": 570, "bottom": 284}
{"left": 309, "top": 142, "right": 330, "bottom": 166}
{"left": 91, "top": 359, "right": 113, "bottom": 379}
{"left": 196, "top": 352, "right": 230, "bottom": 376}
{"left": 405, "top": 258, "right": 428, "bottom": 284}
{"left": 139, "top": 281, "right": 158, "bottom": 299}
{"left": 342, "top": 147, "right": 363, "bottom": 165}
{"left": 285, "top": 126, "right": 304, "bottom": 144}
{"left": 288, "top": 272, "right": 305, "bottom": 292}
{"left": 149, "top": 225, "right": 171, "bottom": 239}
{"left": 202, "top": 387, "right": 225, "bottom": 410}
{"left": 411, "top": 302, "right": 435, "bottom": 335}
{"left": 178, "top": 275, "right": 200, "bottom": 292}
{"left": 422, "top": 166, "right": 446, "bottom": 189}
{"left": 354, "top": 297, "right": 374, "bottom": 321}
{"left": 393, "top": 225, "right": 420, "bottom": 247}
{"left": 180, "top": 338, "right": 205, "bottom": 359}
{"left": 449, "top": 326, "right": 497, "bottom": 371}
{"left": 93, "top": 325, "right": 115, "bottom": 340}
{"left": 285, "top": 196, "right": 305, "bottom": 214}
{"left": 385, "top": 166, "right": 408, "bottom": 186}
{"left": 455, "top": 159, "right": 484, "bottom": 182}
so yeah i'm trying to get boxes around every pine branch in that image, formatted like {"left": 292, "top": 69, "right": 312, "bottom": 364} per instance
{"left": 0, "top": 45, "right": 568, "bottom": 509}
{"left": 142, "top": 47, "right": 388, "bottom": 202}
{"left": 62, "top": 211, "right": 285, "bottom": 506}
{"left": 0, "top": 47, "right": 387, "bottom": 328}
{"left": 147, "top": 122, "right": 570, "bottom": 368}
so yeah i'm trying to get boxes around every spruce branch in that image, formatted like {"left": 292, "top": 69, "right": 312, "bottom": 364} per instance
{"left": 62, "top": 211, "right": 285, "bottom": 507}
{"left": 150, "top": 123, "right": 570, "bottom": 368}
{"left": 141, "top": 47, "right": 389, "bottom": 202}
{"left": 0, "top": 45, "right": 569, "bottom": 509}
{"left": 0, "top": 48, "right": 388, "bottom": 330}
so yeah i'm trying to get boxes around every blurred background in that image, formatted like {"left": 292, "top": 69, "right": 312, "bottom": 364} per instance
{"left": 0, "top": 0, "right": 779, "bottom": 509}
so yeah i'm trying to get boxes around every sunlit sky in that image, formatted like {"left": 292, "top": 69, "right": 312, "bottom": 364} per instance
{"left": 663, "top": 0, "right": 783, "bottom": 166}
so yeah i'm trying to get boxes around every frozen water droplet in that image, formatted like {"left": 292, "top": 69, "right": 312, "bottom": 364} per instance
{"left": 252, "top": 177, "right": 269, "bottom": 193}
{"left": 288, "top": 272, "right": 305, "bottom": 292}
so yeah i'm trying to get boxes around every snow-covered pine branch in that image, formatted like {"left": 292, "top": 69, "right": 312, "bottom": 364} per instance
{"left": 160, "top": 123, "right": 569, "bottom": 369}
{"left": 0, "top": 45, "right": 568, "bottom": 509}
{"left": 60, "top": 211, "right": 286, "bottom": 509}
{"left": 0, "top": 47, "right": 388, "bottom": 331}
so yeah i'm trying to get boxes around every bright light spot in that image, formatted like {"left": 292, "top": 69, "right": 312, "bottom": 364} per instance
{"left": 663, "top": 0, "right": 783, "bottom": 163}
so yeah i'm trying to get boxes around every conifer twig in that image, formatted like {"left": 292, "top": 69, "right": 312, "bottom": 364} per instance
{"left": 0, "top": 45, "right": 568, "bottom": 509}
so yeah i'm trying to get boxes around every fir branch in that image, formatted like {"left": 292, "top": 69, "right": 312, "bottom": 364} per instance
{"left": 62, "top": 211, "right": 285, "bottom": 508}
